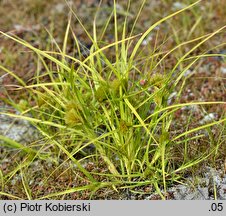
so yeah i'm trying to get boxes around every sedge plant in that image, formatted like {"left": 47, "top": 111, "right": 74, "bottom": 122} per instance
{"left": 0, "top": 0, "right": 225, "bottom": 199}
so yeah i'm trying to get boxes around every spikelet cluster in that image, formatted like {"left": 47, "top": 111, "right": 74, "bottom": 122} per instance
{"left": 149, "top": 74, "right": 169, "bottom": 106}
{"left": 95, "top": 78, "right": 128, "bottom": 102}
{"left": 64, "top": 101, "right": 83, "bottom": 127}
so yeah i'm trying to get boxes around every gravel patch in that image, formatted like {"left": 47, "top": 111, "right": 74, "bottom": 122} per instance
{"left": 0, "top": 106, "right": 40, "bottom": 144}
{"left": 145, "top": 167, "right": 226, "bottom": 200}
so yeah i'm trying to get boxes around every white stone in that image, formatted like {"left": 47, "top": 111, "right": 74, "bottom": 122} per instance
{"left": 199, "top": 113, "right": 216, "bottom": 124}
{"left": 220, "top": 67, "right": 226, "bottom": 74}
{"left": 172, "top": 2, "right": 187, "bottom": 10}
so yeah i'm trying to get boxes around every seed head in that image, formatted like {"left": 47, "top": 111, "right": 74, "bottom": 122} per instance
{"left": 64, "top": 108, "right": 83, "bottom": 127}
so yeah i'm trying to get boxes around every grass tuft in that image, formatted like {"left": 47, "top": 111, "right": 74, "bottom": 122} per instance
{"left": 0, "top": 0, "right": 225, "bottom": 199}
